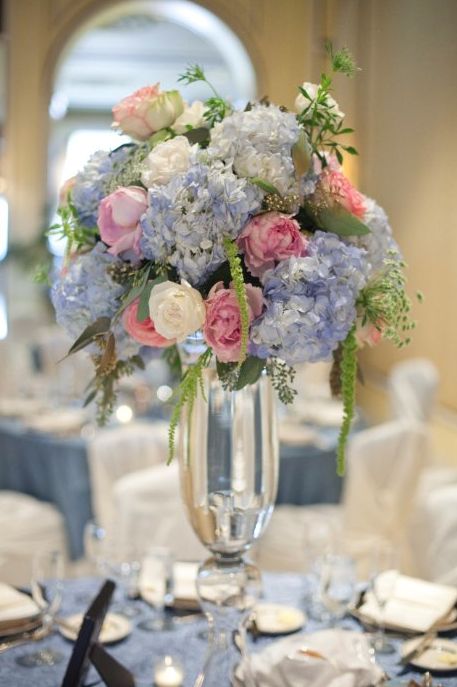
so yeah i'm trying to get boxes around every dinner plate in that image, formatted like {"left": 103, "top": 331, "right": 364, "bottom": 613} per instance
{"left": 252, "top": 603, "right": 306, "bottom": 635}
{"left": 59, "top": 613, "right": 132, "bottom": 644}
{"left": 401, "top": 636, "right": 457, "bottom": 672}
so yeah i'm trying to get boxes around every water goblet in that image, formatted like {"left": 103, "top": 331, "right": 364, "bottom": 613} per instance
{"left": 319, "top": 553, "right": 356, "bottom": 627}
{"left": 16, "top": 550, "right": 64, "bottom": 667}
{"left": 369, "top": 543, "right": 399, "bottom": 654}
{"left": 137, "top": 546, "right": 174, "bottom": 632}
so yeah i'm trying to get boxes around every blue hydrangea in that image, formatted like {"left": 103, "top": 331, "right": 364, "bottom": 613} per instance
{"left": 207, "top": 104, "right": 301, "bottom": 196}
{"left": 140, "top": 161, "right": 263, "bottom": 285}
{"left": 250, "top": 232, "right": 367, "bottom": 364}
{"left": 350, "top": 196, "right": 401, "bottom": 276}
{"left": 71, "top": 145, "right": 134, "bottom": 227}
{"left": 51, "top": 242, "right": 140, "bottom": 359}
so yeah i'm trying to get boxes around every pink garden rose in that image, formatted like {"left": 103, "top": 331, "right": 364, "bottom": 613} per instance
{"left": 317, "top": 168, "right": 366, "bottom": 218}
{"left": 203, "top": 282, "right": 264, "bottom": 363}
{"left": 355, "top": 319, "right": 383, "bottom": 348}
{"left": 122, "top": 299, "right": 174, "bottom": 348}
{"left": 112, "top": 84, "right": 184, "bottom": 141}
{"left": 237, "top": 212, "right": 308, "bottom": 278}
{"left": 97, "top": 186, "right": 147, "bottom": 257}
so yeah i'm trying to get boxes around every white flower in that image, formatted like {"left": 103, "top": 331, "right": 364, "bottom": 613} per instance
{"left": 141, "top": 136, "right": 196, "bottom": 187}
{"left": 295, "top": 82, "right": 345, "bottom": 121}
{"left": 173, "top": 101, "right": 207, "bottom": 134}
{"left": 148, "top": 280, "right": 206, "bottom": 342}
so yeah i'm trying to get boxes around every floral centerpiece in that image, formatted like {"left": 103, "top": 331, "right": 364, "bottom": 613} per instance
{"left": 50, "top": 47, "right": 417, "bottom": 474}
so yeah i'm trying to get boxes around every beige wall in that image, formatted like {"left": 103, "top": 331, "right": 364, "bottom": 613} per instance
{"left": 3, "top": 0, "right": 457, "bottom": 439}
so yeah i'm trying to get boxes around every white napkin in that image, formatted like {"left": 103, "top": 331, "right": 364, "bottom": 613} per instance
{"left": 234, "top": 630, "right": 384, "bottom": 687}
{"left": 359, "top": 572, "right": 457, "bottom": 633}
{"left": 25, "top": 409, "right": 87, "bottom": 434}
{"left": 139, "top": 561, "right": 199, "bottom": 609}
{"left": 0, "top": 583, "right": 40, "bottom": 624}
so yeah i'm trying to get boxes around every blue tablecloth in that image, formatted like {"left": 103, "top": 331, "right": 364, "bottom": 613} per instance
{"left": 1, "top": 573, "right": 456, "bottom": 686}
{"left": 0, "top": 420, "right": 92, "bottom": 559}
{"left": 0, "top": 419, "right": 342, "bottom": 560}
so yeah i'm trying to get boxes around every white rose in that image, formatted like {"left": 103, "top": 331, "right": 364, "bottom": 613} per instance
{"left": 295, "top": 81, "right": 345, "bottom": 121}
{"left": 173, "top": 101, "right": 207, "bottom": 134}
{"left": 141, "top": 136, "right": 195, "bottom": 187}
{"left": 149, "top": 280, "right": 206, "bottom": 342}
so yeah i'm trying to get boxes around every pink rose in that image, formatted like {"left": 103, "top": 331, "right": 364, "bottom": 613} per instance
{"left": 356, "top": 319, "right": 383, "bottom": 348}
{"left": 203, "top": 282, "right": 264, "bottom": 363}
{"left": 237, "top": 212, "right": 308, "bottom": 278}
{"left": 122, "top": 299, "right": 175, "bottom": 348}
{"left": 97, "top": 186, "right": 147, "bottom": 257}
{"left": 59, "top": 176, "right": 75, "bottom": 206}
{"left": 112, "top": 84, "right": 184, "bottom": 141}
{"left": 317, "top": 169, "right": 365, "bottom": 218}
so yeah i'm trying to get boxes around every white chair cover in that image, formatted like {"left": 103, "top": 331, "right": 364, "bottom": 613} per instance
{"left": 0, "top": 491, "right": 67, "bottom": 586}
{"left": 87, "top": 421, "right": 169, "bottom": 531}
{"left": 113, "top": 462, "right": 206, "bottom": 561}
{"left": 409, "top": 468, "right": 457, "bottom": 582}
{"left": 389, "top": 358, "right": 439, "bottom": 423}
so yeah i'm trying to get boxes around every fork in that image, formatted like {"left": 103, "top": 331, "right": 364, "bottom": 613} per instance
{"left": 0, "top": 626, "right": 50, "bottom": 654}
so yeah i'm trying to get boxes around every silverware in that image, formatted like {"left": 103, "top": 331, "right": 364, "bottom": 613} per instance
{"left": 400, "top": 632, "right": 436, "bottom": 665}
{"left": 0, "top": 626, "right": 50, "bottom": 654}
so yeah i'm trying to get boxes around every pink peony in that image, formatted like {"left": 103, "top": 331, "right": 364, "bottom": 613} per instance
{"left": 318, "top": 168, "right": 366, "bottom": 218}
{"left": 203, "top": 282, "right": 264, "bottom": 363}
{"left": 122, "top": 299, "right": 175, "bottom": 348}
{"left": 112, "top": 84, "right": 184, "bottom": 140}
{"left": 97, "top": 186, "right": 147, "bottom": 257}
{"left": 237, "top": 212, "right": 308, "bottom": 278}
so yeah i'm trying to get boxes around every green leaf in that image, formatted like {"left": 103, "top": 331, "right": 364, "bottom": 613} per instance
{"left": 182, "top": 127, "right": 210, "bottom": 146}
{"left": 235, "top": 356, "right": 265, "bottom": 390}
{"left": 343, "top": 145, "right": 358, "bottom": 155}
{"left": 115, "top": 266, "right": 151, "bottom": 319}
{"left": 148, "top": 129, "right": 173, "bottom": 147}
{"left": 137, "top": 274, "right": 167, "bottom": 322}
{"left": 250, "top": 177, "right": 281, "bottom": 196}
{"left": 130, "top": 354, "right": 145, "bottom": 370}
{"left": 83, "top": 390, "right": 97, "bottom": 407}
{"left": 66, "top": 316, "right": 111, "bottom": 356}
{"left": 292, "top": 130, "right": 312, "bottom": 177}
{"left": 311, "top": 204, "right": 370, "bottom": 236}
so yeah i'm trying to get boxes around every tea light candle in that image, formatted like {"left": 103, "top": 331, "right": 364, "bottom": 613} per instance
{"left": 154, "top": 655, "right": 184, "bottom": 687}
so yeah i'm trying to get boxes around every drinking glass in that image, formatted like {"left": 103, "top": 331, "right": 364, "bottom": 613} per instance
{"left": 16, "top": 550, "right": 64, "bottom": 667}
{"left": 137, "top": 547, "right": 174, "bottom": 632}
{"left": 303, "top": 520, "right": 337, "bottom": 620}
{"left": 369, "top": 543, "right": 399, "bottom": 653}
{"left": 319, "top": 553, "right": 356, "bottom": 626}
{"left": 83, "top": 520, "right": 106, "bottom": 576}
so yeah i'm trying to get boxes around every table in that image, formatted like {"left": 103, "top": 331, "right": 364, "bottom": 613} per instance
{"left": 1, "top": 573, "right": 456, "bottom": 686}
{"left": 0, "top": 419, "right": 343, "bottom": 560}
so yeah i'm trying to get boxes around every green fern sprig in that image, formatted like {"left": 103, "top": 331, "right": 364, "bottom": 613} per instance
{"left": 336, "top": 325, "right": 358, "bottom": 476}
{"left": 223, "top": 237, "right": 249, "bottom": 364}
{"left": 167, "top": 348, "right": 213, "bottom": 464}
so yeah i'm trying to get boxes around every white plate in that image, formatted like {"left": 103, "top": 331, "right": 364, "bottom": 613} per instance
{"left": 402, "top": 637, "right": 457, "bottom": 672}
{"left": 253, "top": 603, "right": 306, "bottom": 635}
{"left": 59, "top": 613, "right": 132, "bottom": 644}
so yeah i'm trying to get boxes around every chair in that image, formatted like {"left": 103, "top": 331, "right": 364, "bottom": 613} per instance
{"left": 0, "top": 491, "right": 67, "bottom": 586}
{"left": 113, "top": 462, "right": 206, "bottom": 561}
{"left": 255, "top": 419, "right": 429, "bottom": 576}
{"left": 388, "top": 358, "right": 439, "bottom": 423}
{"left": 87, "top": 421, "right": 169, "bottom": 532}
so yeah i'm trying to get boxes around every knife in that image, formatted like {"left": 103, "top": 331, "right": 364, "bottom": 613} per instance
{"left": 400, "top": 632, "right": 436, "bottom": 665}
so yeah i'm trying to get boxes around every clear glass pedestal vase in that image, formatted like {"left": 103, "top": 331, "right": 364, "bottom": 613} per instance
{"left": 178, "top": 340, "right": 278, "bottom": 686}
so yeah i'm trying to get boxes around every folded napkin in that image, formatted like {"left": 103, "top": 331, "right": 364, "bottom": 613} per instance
{"left": 359, "top": 572, "right": 457, "bottom": 633}
{"left": 0, "top": 583, "right": 40, "bottom": 626}
{"left": 139, "top": 561, "right": 199, "bottom": 610}
{"left": 234, "top": 629, "right": 384, "bottom": 687}
{"left": 25, "top": 409, "right": 87, "bottom": 435}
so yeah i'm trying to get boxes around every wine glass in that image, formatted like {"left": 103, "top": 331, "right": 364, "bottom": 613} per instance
{"left": 369, "top": 543, "right": 399, "bottom": 653}
{"left": 104, "top": 539, "right": 142, "bottom": 618}
{"left": 137, "top": 546, "right": 174, "bottom": 632}
{"left": 83, "top": 519, "right": 107, "bottom": 576}
{"left": 303, "top": 520, "right": 337, "bottom": 620}
{"left": 319, "top": 553, "right": 356, "bottom": 626}
{"left": 16, "top": 550, "right": 64, "bottom": 667}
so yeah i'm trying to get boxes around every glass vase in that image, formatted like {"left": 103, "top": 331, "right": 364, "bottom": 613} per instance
{"left": 178, "top": 335, "right": 278, "bottom": 686}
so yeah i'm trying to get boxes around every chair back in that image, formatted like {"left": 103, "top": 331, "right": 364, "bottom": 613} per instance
{"left": 389, "top": 358, "right": 439, "bottom": 423}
